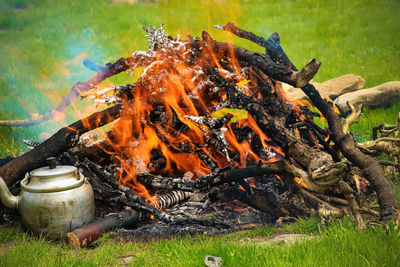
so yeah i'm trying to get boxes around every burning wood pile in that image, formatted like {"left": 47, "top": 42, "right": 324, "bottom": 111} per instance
{"left": 0, "top": 23, "right": 399, "bottom": 244}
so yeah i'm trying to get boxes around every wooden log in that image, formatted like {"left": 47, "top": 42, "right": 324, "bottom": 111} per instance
{"left": 335, "top": 81, "right": 400, "bottom": 111}
{"left": 282, "top": 74, "right": 366, "bottom": 101}
{"left": 200, "top": 31, "right": 321, "bottom": 88}
{"left": 0, "top": 104, "right": 122, "bottom": 187}
{"left": 217, "top": 22, "right": 399, "bottom": 222}
{"left": 338, "top": 180, "right": 366, "bottom": 230}
{"left": 0, "top": 58, "right": 131, "bottom": 127}
{"left": 66, "top": 208, "right": 139, "bottom": 247}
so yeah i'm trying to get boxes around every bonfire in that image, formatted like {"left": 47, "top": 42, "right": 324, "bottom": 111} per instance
{"left": 0, "top": 23, "right": 398, "bottom": 246}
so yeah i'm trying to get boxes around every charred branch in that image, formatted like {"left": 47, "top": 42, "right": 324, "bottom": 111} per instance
{"left": 66, "top": 208, "right": 139, "bottom": 247}
{"left": 219, "top": 22, "right": 399, "bottom": 222}
{"left": 0, "top": 104, "right": 122, "bottom": 187}
{"left": 338, "top": 180, "right": 366, "bottom": 230}
{"left": 201, "top": 31, "right": 321, "bottom": 88}
{"left": 0, "top": 58, "right": 131, "bottom": 127}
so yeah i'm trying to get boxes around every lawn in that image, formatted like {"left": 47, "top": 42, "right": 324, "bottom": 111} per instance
{"left": 1, "top": 218, "right": 399, "bottom": 266}
{"left": 0, "top": 0, "right": 399, "bottom": 153}
{"left": 0, "top": 0, "right": 400, "bottom": 265}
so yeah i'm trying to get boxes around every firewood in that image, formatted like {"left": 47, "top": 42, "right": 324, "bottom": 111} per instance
{"left": 338, "top": 180, "right": 366, "bottom": 230}
{"left": 281, "top": 74, "right": 366, "bottom": 100}
{"left": 335, "top": 81, "right": 400, "bottom": 111}
{"left": 217, "top": 22, "right": 399, "bottom": 223}
{"left": 2, "top": 23, "right": 397, "bottom": 235}
{"left": 0, "top": 104, "right": 122, "bottom": 187}
{"left": 342, "top": 102, "right": 362, "bottom": 135}
{"left": 66, "top": 208, "right": 139, "bottom": 247}
{"left": 200, "top": 30, "right": 321, "bottom": 89}
{"left": 0, "top": 58, "right": 131, "bottom": 127}
{"left": 373, "top": 113, "right": 400, "bottom": 139}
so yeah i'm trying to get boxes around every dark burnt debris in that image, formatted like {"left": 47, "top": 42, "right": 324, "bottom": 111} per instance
{"left": 1, "top": 23, "right": 398, "bottom": 241}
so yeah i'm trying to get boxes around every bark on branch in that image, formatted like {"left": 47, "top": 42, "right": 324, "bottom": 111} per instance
{"left": 0, "top": 104, "right": 122, "bottom": 186}
{"left": 0, "top": 57, "right": 131, "bottom": 127}
{"left": 216, "top": 22, "right": 399, "bottom": 222}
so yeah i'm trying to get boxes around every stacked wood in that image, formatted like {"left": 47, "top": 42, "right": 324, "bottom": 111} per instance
{"left": 0, "top": 23, "right": 398, "bottom": 232}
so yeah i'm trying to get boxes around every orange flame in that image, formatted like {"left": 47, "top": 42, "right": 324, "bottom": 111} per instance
{"left": 86, "top": 32, "right": 314, "bottom": 204}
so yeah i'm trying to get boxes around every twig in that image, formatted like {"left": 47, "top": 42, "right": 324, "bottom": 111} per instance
{"left": 218, "top": 22, "right": 399, "bottom": 223}
{"left": 0, "top": 104, "right": 122, "bottom": 187}
{"left": 311, "top": 192, "right": 349, "bottom": 206}
{"left": 0, "top": 58, "right": 131, "bottom": 127}
{"left": 342, "top": 101, "right": 362, "bottom": 135}
{"left": 338, "top": 180, "right": 366, "bottom": 230}
{"left": 299, "top": 188, "right": 336, "bottom": 210}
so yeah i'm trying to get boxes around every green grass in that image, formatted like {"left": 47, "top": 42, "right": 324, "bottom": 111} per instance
{"left": 0, "top": 0, "right": 400, "bottom": 155}
{"left": 314, "top": 102, "right": 400, "bottom": 142}
{"left": 350, "top": 103, "right": 400, "bottom": 142}
{"left": 1, "top": 218, "right": 399, "bottom": 266}
{"left": 1, "top": 0, "right": 400, "bottom": 266}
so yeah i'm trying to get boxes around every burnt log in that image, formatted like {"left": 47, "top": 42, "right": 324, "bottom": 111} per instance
{"left": 0, "top": 104, "right": 122, "bottom": 187}
{"left": 137, "top": 159, "right": 345, "bottom": 193}
{"left": 200, "top": 31, "right": 321, "bottom": 89}
{"left": 66, "top": 208, "right": 139, "bottom": 247}
{"left": 0, "top": 58, "right": 131, "bottom": 127}
{"left": 217, "top": 22, "right": 399, "bottom": 222}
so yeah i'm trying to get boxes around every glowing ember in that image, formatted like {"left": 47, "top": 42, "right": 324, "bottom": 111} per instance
{"left": 84, "top": 25, "right": 311, "bottom": 203}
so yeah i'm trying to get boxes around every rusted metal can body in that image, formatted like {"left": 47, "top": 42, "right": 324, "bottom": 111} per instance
{"left": 0, "top": 160, "right": 95, "bottom": 239}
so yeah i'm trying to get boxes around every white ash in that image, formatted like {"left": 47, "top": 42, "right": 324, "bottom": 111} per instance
{"left": 144, "top": 24, "right": 174, "bottom": 52}
{"left": 195, "top": 79, "right": 215, "bottom": 93}
{"left": 78, "top": 132, "right": 98, "bottom": 146}
{"left": 129, "top": 141, "right": 139, "bottom": 148}
{"left": 183, "top": 171, "right": 194, "bottom": 180}
{"left": 188, "top": 94, "right": 199, "bottom": 100}
{"left": 132, "top": 50, "right": 152, "bottom": 58}
{"left": 213, "top": 100, "right": 231, "bottom": 112}
{"left": 133, "top": 158, "right": 147, "bottom": 174}
{"left": 95, "top": 86, "right": 118, "bottom": 97}
{"left": 130, "top": 50, "right": 153, "bottom": 70}
{"left": 216, "top": 130, "right": 230, "bottom": 162}
{"left": 119, "top": 184, "right": 131, "bottom": 192}
{"left": 190, "top": 68, "right": 204, "bottom": 82}
{"left": 211, "top": 86, "right": 221, "bottom": 93}
{"left": 217, "top": 68, "right": 233, "bottom": 80}
{"left": 264, "top": 147, "right": 277, "bottom": 160}
{"left": 214, "top": 24, "right": 224, "bottom": 30}
{"left": 143, "top": 24, "right": 190, "bottom": 60}
{"left": 94, "top": 94, "right": 121, "bottom": 105}
{"left": 141, "top": 60, "right": 165, "bottom": 78}
{"left": 184, "top": 115, "right": 207, "bottom": 125}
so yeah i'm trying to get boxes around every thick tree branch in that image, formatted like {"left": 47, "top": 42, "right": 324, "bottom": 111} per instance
{"left": 217, "top": 22, "right": 399, "bottom": 222}
{"left": 0, "top": 104, "right": 122, "bottom": 186}
{"left": 0, "top": 58, "right": 131, "bottom": 127}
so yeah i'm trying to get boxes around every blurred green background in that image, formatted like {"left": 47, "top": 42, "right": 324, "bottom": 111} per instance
{"left": 0, "top": 0, "right": 399, "bottom": 156}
